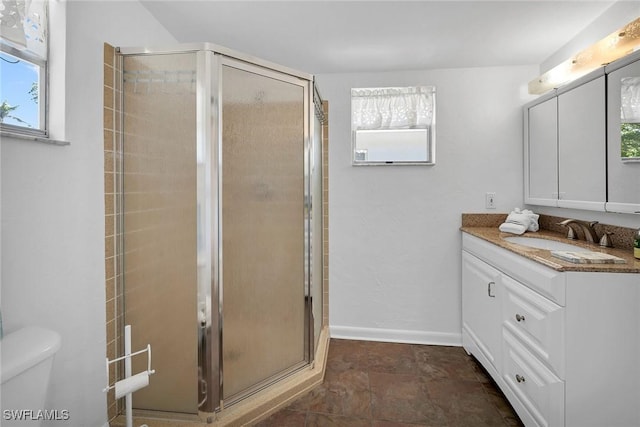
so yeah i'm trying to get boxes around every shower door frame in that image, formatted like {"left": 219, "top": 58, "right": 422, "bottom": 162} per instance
{"left": 117, "top": 43, "right": 316, "bottom": 416}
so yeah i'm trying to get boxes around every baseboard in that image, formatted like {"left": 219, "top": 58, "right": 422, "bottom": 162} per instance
{"left": 330, "top": 325, "right": 462, "bottom": 346}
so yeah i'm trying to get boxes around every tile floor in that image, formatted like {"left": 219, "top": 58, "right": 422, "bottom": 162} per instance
{"left": 255, "top": 339, "right": 523, "bottom": 427}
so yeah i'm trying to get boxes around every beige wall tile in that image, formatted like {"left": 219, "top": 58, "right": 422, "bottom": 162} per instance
{"left": 104, "top": 64, "right": 114, "bottom": 89}
{"left": 104, "top": 43, "right": 115, "bottom": 67}
{"left": 104, "top": 86, "right": 114, "bottom": 110}
{"left": 105, "top": 277, "right": 115, "bottom": 302}
{"left": 105, "top": 256, "right": 115, "bottom": 281}
{"left": 104, "top": 129, "right": 114, "bottom": 152}
{"left": 104, "top": 107, "right": 114, "bottom": 131}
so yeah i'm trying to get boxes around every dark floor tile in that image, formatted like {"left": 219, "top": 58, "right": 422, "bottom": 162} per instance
{"left": 412, "top": 345, "right": 474, "bottom": 364}
{"left": 425, "top": 377, "right": 488, "bottom": 401}
{"left": 254, "top": 340, "right": 523, "bottom": 427}
{"left": 447, "top": 409, "right": 510, "bottom": 427}
{"left": 412, "top": 346, "right": 478, "bottom": 381}
{"left": 481, "top": 382, "right": 524, "bottom": 426}
{"left": 372, "top": 421, "right": 432, "bottom": 427}
{"left": 306, "top": 412, "right": 371, "bottom": 427}
{"left": 365, "top": 341, "right": 417, "bottom": 375}
{"left": 502, "top": 415, "right": 525, "bottom": 426}
{"left": 369, "top": 372, "right": 449, "bottom": 426}
{"left": 327, "top": 339, "right": 370, "bottom": 373}
{"left": 426, "top": 379, "right": 510, "bottom": 427}
{"left": 285, "top": 391, "right": 313, "bottom": 412}
{"left": 306, "top": 369, "right": 372, "bottom": 419}
{"left": 254, "top": 408, "right": 307, "bottom": 427}
{"left": 471, "top": 361, "right": 493, "bottom": 384}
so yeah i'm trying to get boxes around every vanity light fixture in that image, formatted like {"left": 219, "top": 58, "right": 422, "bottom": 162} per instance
{"left": 529, "top": 16, "right": 640, "bottom": 94}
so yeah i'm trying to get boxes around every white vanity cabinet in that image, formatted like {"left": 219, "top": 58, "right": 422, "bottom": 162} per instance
{"left": 462, "top": 233, "right": 640, "bottom": 427}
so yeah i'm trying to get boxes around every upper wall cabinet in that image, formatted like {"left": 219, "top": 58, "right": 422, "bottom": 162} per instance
{"left": 524, "top": 69, "right": 607, "bottom": 211}
{"left": 524, "top": 93, "right": 558, "bottom": 206}
{"left": 556, "top": 71, "right": 606, "bottom": 211}
{"left": 605, "top": 52, "right": 640, "bottom": 214}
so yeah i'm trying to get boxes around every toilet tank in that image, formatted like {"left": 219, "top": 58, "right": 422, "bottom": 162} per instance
{"left": 0, "top": 327, "right": 62, "bottom": 426}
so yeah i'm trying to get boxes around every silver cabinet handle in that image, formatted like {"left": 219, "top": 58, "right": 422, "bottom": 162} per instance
{"left": 515, "top": 314, "right": 525, "bottom": 322}
{"left": 516, "top": 374, "right": 526, "bottom": 383}
{"left": 487, "top": 281, "right": 495, "bottom": 298}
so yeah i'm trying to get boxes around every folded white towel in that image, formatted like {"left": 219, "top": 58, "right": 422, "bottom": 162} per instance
{"left": 522, "top": 209, "right": 540, "bottom": 231}
{"left": 499, "top": 222, "right": 527, "bottom": 235}
{"left": 499, "top": 208, "right": 539, "bottom": 235}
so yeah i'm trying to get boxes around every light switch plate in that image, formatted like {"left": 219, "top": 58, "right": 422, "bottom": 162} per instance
{"left": 485, "top": 192, "right": 496, "bottom": 209}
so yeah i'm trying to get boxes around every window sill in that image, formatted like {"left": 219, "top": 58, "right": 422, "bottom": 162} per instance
{"left": 352, "top": 161, "right": 436, "bottom": 166}
{"left": 1, "top": 130, "right": 70, "bottom": 146}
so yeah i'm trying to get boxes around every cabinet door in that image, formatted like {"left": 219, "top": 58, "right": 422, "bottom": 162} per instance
{"left": 606, "top": 58, "right": 640, "bottom": 214}
{"left": 526, "top": 97, "right": 558, "bottom": 206}
{"left": 557, "top": 76, "right": 606, "bottom": 210}
{"left": 462, "top": 251, "right": 502, "bottom": 372}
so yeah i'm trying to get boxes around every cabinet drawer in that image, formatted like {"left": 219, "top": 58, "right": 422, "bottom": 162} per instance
{"left": 503, "top": 330, "right": 565, "bottom": 427}
{"left": 503, "top": 275, "right": 565, "bottom": 378}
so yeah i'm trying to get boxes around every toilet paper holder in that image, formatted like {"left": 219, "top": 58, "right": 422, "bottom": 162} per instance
{"left": 103, "top": 325, "right": 155, "bottom": 427}
{"left": 102, "top": 342, "right": 155, "bottom": 394}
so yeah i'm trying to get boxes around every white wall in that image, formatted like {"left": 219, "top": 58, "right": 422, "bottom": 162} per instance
{"left": 317, "top": 65, "right": 537, "bottom": 344}
{"left": 1, "top": 2, "right": 176, "bottom": 425}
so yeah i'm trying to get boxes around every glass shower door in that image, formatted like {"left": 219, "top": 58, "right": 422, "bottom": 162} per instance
{"left": 122, "top": 52, "right": 199, "bottom": 414}
{"left": 220, "top": 60, "right": 308, "bottom": 402}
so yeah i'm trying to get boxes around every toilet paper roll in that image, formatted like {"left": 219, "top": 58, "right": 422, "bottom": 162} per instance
{"left": 114, "top": 371, "right": 149, "bottom": 399}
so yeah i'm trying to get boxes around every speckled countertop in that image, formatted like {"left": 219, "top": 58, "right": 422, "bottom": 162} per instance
{"left": 461, "top": 214, "right": 640, "bottom": 273}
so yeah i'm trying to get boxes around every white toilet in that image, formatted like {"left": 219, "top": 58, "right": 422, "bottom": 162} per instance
{"left": 1, "top": 326, "right": 62, "bottom": 426}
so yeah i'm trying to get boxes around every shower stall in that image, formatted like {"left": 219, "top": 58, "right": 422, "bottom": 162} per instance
{"left": 114, "top": 43, "right": 325, "bottom": 417}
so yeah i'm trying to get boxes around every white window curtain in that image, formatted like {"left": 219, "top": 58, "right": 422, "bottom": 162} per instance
{"left": 0, "top": 0, "right": 48, "bottom": 59}
{"left": 352, "top": 86, "right": 434, "bottom": 130}
{"left": 621, "top": 77, "right": 640, "bottom": 123}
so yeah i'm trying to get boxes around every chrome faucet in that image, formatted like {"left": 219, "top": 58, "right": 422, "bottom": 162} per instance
{"left": 557, "top": 219, "right": 600, "bottom": 244}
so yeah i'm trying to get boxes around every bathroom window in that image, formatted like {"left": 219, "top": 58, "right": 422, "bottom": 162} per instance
{"left": 351, "top": 86, "right": 435, "bottom": 165}
{"left": 0, "top": 0, "right": 48, "bottom": 138}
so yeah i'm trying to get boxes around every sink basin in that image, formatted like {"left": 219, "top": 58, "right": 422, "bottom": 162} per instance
{"left": 503, "top": 236, "right": 586, "bottom": 251}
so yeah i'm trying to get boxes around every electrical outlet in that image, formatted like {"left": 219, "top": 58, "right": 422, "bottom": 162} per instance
{"left": 485, "top": 192, "right": 496, "bottom": 209}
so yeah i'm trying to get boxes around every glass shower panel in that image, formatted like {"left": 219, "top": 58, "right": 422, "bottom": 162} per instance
{"left": 122, "top": 53, "right": 198, "bottom": 414}
{"left": 221, "top": 63, "right": 306, "bottom": 400}
{"left": 311, "top": 107, "right": 323, "bottom": 350}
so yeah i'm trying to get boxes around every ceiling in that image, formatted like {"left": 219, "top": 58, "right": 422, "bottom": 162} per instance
{"left": 140, "top": 1, "right": 615, "bottom": 75}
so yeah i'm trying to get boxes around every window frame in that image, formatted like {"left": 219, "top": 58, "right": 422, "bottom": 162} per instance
{"left": 352, "top": 127, "right": 434, "bottom": 165}
{"left": 0, "top": 0, "right": 50, "bottom": 140}
{"left": 350, "top": 86, "right": 436, "bottom": 166}
{"left": 0, "top": 43, "right": 48, "bottom": 138}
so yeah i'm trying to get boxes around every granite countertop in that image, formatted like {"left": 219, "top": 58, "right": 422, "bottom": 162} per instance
{"left": 461, "top": 226, "right": 640, "bottom": 273}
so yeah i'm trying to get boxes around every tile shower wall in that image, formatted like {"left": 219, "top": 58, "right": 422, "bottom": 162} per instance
{"left": 104, "top": 43, "right": 122, "bottom": 422}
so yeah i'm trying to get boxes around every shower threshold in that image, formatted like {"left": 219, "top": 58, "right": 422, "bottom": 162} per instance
{"left": 110, "top": 327, "right": 329, "bottom": 427}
